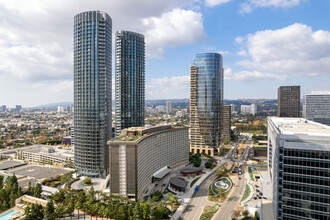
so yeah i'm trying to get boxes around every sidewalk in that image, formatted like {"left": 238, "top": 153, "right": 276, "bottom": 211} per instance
{"left": 170, "top": 161, "right": 226, "bottom": 220}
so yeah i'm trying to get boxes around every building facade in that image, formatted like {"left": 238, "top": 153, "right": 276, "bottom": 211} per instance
{"left": 278, "top": 86, "right": 300, "bottom": 117}
{"left": 73, "top": 11, "right": 112, "bottom": 177}
{"left": 166, "top": 101, "right": 173, "bottom": 114}
{"left": 222, "top": 105, "right": 231, "bottom": 143}
{"left": 190, "top": 53, "right": 224, "bottom": 156}
{"left": 115, "top": 31, "right": 145, "bottom": 137}
{"left": 241, "top": 104, "right": 257, "bottom": 115}
{"left": 268, "top": 117, "right": 330, "bottom": 220}
{"left": 303, "top": 91, "right": 330, "bottom": 126}
{"left": 108, "top": 125, "right": 189, "bottom": 200}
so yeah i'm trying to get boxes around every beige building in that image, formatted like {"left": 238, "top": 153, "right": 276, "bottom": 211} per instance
{"left": 108, "top": 125, "right": 189, "bottom": 200}
{"left": 222, "top": 105, "right": 231, "bottom": 143}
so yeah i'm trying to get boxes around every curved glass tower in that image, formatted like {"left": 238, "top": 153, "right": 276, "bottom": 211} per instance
{"left": 73, "top": 11, "right": 112, "bottom": 177}
{"left": 190, "top": 53, "right": 223, "bottom": 156}
{"left": 115, "top": 31, "right": 145, "bottom": 136}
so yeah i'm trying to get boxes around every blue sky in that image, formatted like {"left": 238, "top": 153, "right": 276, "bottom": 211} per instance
{"left": 0, "top": 0, "right": 330, "bottom": 107}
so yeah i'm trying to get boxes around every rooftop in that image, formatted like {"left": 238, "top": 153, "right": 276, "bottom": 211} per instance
{"left": 270, "top": 117, "right": 330, "bottom": 136}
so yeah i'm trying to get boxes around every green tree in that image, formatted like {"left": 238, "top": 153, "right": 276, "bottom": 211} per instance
{"left": 254, "top": 211, "right": 258, "bottom": 220}
{"left": 0, "top": 176, "right": 3, "bottom": 189}
{"left": 204, "top": 161, "right": 212, "bottom": 169}
{"left": 45, "top": 199, "right": 55, "bottom": 220}
{"left": 142, "top": 202, "right": 151, "bottom": 220}
{"left": 83, "top": 177, "right": 92, "bottom": 185}
{"left": 217, "top": 187, "right": 226, "bottom": 199}
{"left": 54, "top": 203, "right": 65, "bottom": 218}
{"left": 24, "top": 204, "right": 44, "bottom": 220}
{"left": 33, "top": 183, "right": 42, "bottom": 198}
{"left": 132, "top": 202, "right": 143, "bottom": 220}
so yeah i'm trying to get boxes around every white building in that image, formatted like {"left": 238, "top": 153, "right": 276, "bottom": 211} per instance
{"left": 156, "top": 105, "right": 165, "bottom": 113}
{"left": 241, "top": 104, "right": 257, "bottom": 115}
{"left": 303, "top": 91, "right": 330, "bottom": 126}
{"left": 166, "top": 101, "right": 173, "bottom": 114}
{"left": 267, "top": 117, "right": 330, "bottom": 220}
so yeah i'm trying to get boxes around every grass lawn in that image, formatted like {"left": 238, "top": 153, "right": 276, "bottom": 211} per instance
{"left": 190, "top": 177, "right": 201, "bottom": 187}
{"left": 241, "top": 184, "right": 251, "bottom": 202}
{"left": 248, "top": 167, "right": 255, "bottom": 181}
{"left": 199, "top": 205, "right": 218, "bottom": 220}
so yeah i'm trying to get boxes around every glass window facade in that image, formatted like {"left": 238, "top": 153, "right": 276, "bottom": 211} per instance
{"left": 280, "top": 148, "right": 330, "bottom": 220}
{"left": 115, "top": 31, "right": 145, "bottom": 136}
{"left": 303, "top": 94, "right": 330, "bottom": 126}
{"left": 190, "top": 53, "right": 224, "bottom": 155}
{"left": 73, "top": 11, "right": 112, "bottom": 177}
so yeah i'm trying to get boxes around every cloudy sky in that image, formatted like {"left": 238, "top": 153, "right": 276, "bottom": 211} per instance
{"left": 0, "top": 0, "right": 330, "bottom": 107}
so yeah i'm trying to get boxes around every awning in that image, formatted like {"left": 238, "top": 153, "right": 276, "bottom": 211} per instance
{"left": 153, "top": 166, "right": 173, "bottom": 179}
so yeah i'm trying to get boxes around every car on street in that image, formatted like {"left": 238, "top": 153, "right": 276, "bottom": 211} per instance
{"left": 162, "top": 184, "right": 166, "bottom": 187}
{"left": 155, "top": 184, "right": 158, "bottom": 187}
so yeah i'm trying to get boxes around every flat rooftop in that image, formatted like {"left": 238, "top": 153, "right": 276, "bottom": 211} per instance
{"left": 270, "top": 117, "right": 330, "bottom": 136}
{"left": 21, "top": 145, "right": 74, "bottom": 160}
{"left": 5, "top": 164, "right": 71, "bottom": 179}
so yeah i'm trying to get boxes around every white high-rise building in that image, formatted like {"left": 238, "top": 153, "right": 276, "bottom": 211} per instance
{"left": 241, "top": 104, "right": 257, "bottom": 115}
{"left": 303, "top": 91, "right": 330, "bottom": 126}
{"left": 166, "top": 101, "right": 173, "bottom": 114}
{"left": 267, "top": 117, "right": 330, "bottom": 220}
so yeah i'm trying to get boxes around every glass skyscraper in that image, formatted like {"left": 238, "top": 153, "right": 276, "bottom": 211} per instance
{"left": 73, "top": 11, "right": 112, "bottom": 177}
{"left": 115, "top": 31, "right": 145, "bottom": 136}
{"left": 190, "top": 53, "right": 224, "bottom": 156}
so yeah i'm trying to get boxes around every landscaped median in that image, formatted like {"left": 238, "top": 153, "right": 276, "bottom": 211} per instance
{"left": 199, "top": 205, "right": 219, "bottom": 220}
{"left": 241, "top": 184, "right": 251, "bottom": 202}
{"left": 248, "top": 167, "right": 255, "bottom": 181}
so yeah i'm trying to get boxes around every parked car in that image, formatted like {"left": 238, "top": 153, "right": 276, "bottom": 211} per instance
{"left": 155, "top": 184, "right": 158, "bottom": 187}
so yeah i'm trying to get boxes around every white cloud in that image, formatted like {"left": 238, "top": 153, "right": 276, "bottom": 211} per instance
{"left": 224, "top": 68, "right": 287, "bottom": 81}
{"left": 146, "top": 76, "right": 190, "bottom": 99}
{"left": 236, "top": 23, "right": 330, "bottom": 76}
{"left": 0, "top": 0, "right": 205, "bottom": 105}
{"left": 142, "top": 9, "right": 206, "bottom": 57}
{"left": 218, "top": 50, "right": 229, "bottom": 55}
{"left": 205, "top": 0, "right": 232, "bottom": 7}
{"left": 240, "top": 0, "right": 303, "bottom": 13}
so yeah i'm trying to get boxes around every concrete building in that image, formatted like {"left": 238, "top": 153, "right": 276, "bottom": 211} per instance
{"left": 278, "top": 86, "right": 300, "bottom": 117}
{"left": 115, "top": 31, "right": 145, "bottom": 137}
{"left": 0, "top": 105, "right": 6, "bottom": 112}
{"left": 241, "top": 104, "right": 257, "bottom": 115}
{"left": 230, "top": 104, "right": 236, "bottom": 114}
{"left": 303, "top": 91, "right": 330, "bottom": 126}
{"left": 166, "top": 101, "right": 173, "bottom": 114}
{"left": 156, "top": 105, "right": 165, "bottom": 113}
{"left": 267, "top": 117, "right": 330, "bottom": 220}
{"left": 73, "top": 11, "right": 112, "bottom": 177}
{"left": 190, "top": 53, "right": 224, "bottom": 156}
{"left": 222, "top": 105, "right": 231, "bottom": 143}
{"left": 15, "top": 105, "right": 22, "bottom": 112}
{"left": 108, "top": 125, "right": 189, "bottom": 200}
{"left": 16, "top": 145, "right": 74, "bottom": 166}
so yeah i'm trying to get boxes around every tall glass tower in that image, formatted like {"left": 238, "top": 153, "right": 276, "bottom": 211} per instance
{"left": 73, "top": 11, "right": 112, "bottom": 177}
{"left": 190, "top": 53, "right": 224, "bottom": 156}
{"left": 115, "top": 31, "right": 145, "bottom": 136}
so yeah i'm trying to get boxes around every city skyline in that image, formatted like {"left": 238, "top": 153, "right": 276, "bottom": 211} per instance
{"left": 0, "top": 0, "right": 330, "bottom": 107}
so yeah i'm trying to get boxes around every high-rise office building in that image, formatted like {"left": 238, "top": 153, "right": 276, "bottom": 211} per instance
{"left": 115, "top": 31, "right": 145, "bottom": 137}
{"left": 73, "top": 11, "right": 112, "bottom": 177}
{"left": 222, "top": 105, "right": 231, "bottom": 143}
{"left": 166, "top": 101, "right": 173, "bottom": 114}
{"left": 230, "top": 104, "right": 236, "bottom": 114}
{"left": 278, "top": 86, "right": 300, "bottom": 117}
{"left": 0, "top": 105, "right": 6, "bottom": 112}
{"left": 15, "top": 105, "right": 22, "bottom": 112}
{"left": 268, "top": 117, "right": 330, "bottom": 220}
{"left": 190, "top": 53, "right": 224, "bottom": 156}
{"left": 303, "top": 91, "right": 330, "bottom": 126}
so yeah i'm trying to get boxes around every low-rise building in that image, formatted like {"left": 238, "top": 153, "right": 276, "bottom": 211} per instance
{"left": 16, "top": 145, "right": 74, "bottom": 167}
{"left": 108, "top": 125, "right": 189, "bottom": 200}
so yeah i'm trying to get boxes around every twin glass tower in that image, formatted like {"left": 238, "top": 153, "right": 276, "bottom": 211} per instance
{"left": 74, "top": 11, "right": 145, "bottom": 177}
